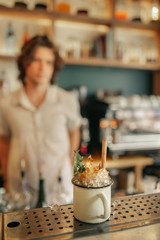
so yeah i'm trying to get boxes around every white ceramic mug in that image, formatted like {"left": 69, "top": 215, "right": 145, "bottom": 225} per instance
{"left": 72, "top": 181, "right": 112, "bottom": 224}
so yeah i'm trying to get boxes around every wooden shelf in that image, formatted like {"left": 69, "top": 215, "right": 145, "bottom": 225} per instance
{"left": 52, "top": 11, "right": 112, "bottom": 26}
{"left": 0, "top": 55, "right": 16, "bottom": 61}
{"left": 0, "top": 6, "right": 52, "bottom": 20}
{"left": 1, "top": 55, "right": 159, "bottom": 71}
{"left": 112, "top": 19, "right": 160, "bottom": 31}
{"left": 64, "top": 57, "right": 160, "bottom": 71}
{"left": 0, "top": 6, "right": 111, "bottom": 25}
{"left": 1, "top": 6, "right": 159, "bottom": 31}
{"left": 0, "top": 4, "right": 160, "bottom": 76}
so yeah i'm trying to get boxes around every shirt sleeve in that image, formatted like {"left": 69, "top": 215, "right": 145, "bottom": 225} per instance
{"left": 0, "top": 98, "right": 10, "bottom": 136}
{"left": 66, "top": 92, "right": 82, "bottom": 131}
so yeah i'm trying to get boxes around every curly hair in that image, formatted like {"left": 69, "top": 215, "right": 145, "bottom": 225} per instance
{"left": 17, "top": 35, "right": 64, "bottom": 85}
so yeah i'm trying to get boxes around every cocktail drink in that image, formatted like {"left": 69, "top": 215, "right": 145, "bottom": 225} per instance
{"left": 72, "top": 140, "right": 113, "bottom": 224}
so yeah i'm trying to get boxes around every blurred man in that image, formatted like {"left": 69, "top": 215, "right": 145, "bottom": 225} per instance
{"left": 0, "top": 35, "right": 81, "bottom": 207}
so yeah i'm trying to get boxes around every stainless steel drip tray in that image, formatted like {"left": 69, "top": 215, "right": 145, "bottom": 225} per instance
{"left": 3, "top": 192, "right": 160, "bottom": 240}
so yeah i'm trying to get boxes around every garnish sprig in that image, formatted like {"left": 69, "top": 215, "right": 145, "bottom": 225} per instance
{"left": 74, "top": 150, "right": 86, "bottom": 173}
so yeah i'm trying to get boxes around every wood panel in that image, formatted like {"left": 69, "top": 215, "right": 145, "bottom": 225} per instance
{"left": 153, "top": 71, "right": 160, "bottom": 95}
{"left": 64, "top": 57, "right": 160, "bottom": 71}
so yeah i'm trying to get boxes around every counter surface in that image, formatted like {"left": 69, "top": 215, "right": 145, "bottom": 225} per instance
{"left": 75, "top": 222, "right": 160, "bottom": 240}
{"left": 2, "top": 192, "right": 160, "bottom": 240}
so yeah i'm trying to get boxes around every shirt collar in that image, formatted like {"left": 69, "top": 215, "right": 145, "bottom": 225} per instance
{"left": 12, "top": 85, "right": 58, "bottom": 111}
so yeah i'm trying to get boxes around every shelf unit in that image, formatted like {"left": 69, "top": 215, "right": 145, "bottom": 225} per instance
{"left": 64, "top": 57, "right": 160, "bottom": 71}
{"left": 0, "top": 0, "right": 160, "bottom": 93}
{"left": 1, "top": 54, "right": 159, "bottom": 71}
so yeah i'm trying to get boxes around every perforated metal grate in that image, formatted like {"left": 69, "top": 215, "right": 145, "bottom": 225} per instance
{"left": 3, "top": 192, "right": 160, "bottom": 240}
{"left": 110, "top": 192, "right": 160, "bottom": 224}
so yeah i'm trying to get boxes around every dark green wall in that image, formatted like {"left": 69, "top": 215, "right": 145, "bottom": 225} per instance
{"left": 58, "top": 66, "right": 153, "bottom": 96}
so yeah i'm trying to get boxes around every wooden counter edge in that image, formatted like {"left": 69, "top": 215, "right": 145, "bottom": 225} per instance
{"left": 84, "top": 155, "right": 154, "bottom": 169}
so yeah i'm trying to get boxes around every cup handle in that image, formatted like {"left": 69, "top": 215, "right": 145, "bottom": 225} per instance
{"left": 98, "top": 193, "right": 109, "bottom": 219}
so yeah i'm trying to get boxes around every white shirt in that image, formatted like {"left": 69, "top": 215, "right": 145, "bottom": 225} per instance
{"left": 0, "top": 85, "right": 81, "bottom": 206}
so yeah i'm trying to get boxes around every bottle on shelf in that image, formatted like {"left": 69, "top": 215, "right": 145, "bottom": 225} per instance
{"left": 36, "top": 167, "right": 47, "bottom": 208}
{"left": 115, "top": 0, "right": 128, "bottom": 21}
{"left": 13, "top": 159, "right": 31, "bottom": 211}
{"left": 55, "top": 0, "right": 70, "bottom": 14}
{"left": 105, "top": 28, "right": 115, "bottom": 60}
{"left": 5, "top": 22, "right": 16, "bottom": 56}
{"left": 75, "top": 0, "right": 89, "bottom": 15}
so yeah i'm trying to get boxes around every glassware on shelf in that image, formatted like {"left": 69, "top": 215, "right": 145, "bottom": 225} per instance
{"left": 115, "top": 41, "right": 124, "bottom": 60}
{"left": 129, "top": 0, "right": 142, "bottom": 22}
{"left": 116, "top": 28, "right": 159, "bottom": 65}
{"left": 89, "top": 0, "right": 108, "bottom": 19}
{"left": 75, "top": 0, "right": 90, "bottom": 16}
{"left": 115, "top": 0, "right": 128, "bottom": 21}
{"left": 151, "top": 0, "right": 159, "bottom": 22}
{"left": 0, "top": 0, "right": 14, "bottom": 8}
{"left": 69, "top": 0, "right": 77, "bottom": 15}
{"left": 123, "top": 40, "right": 145, "bottom": 64}
{"left": 70, "top": 0, "right": 86, "bottom": 15}
{"left": 140, "top": 1, "right": 152, "bottom": 24}
{"left": 34, "top": 0, "right": 47, "bottom": 10}
{"left": 145, "top": 40, "right": 158, "bottom": 63}
{"left": 55, "top": 0, "right": 70, "bottom": 14}
{"left": 81, "top": 41, "right": 91, "bottom": 58}
{"left": 58, "top": 38, "right": 92, "bottom": 59}
{"left": 64, "top": 37, "right": 81, "bottom": 59}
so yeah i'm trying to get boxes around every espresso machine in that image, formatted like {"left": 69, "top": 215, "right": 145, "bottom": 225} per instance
{"left": 99, "top": 94, "right": 160, "bottom": 160}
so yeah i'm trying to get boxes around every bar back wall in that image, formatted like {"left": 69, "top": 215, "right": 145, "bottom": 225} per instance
{"left": 58, "top": 66, "right": 153, "bottom": 96}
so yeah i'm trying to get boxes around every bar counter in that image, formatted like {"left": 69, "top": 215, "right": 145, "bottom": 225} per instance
{"left": 1, "top": 192, "right": 160, "bottom": 240}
